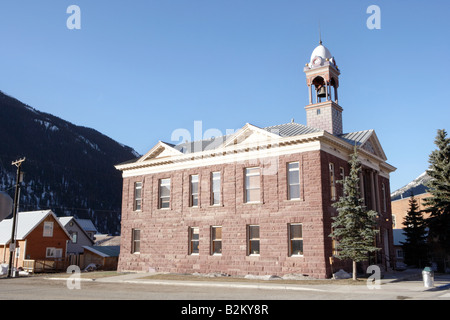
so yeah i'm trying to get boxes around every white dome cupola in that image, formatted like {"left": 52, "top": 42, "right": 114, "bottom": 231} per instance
{"left": 308, "top": 41, "right": 337, "bottom": 69}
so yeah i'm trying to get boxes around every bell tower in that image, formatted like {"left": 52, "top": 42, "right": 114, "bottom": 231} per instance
{"left": 303, "top": 41, "right": 343, "bottom": 135}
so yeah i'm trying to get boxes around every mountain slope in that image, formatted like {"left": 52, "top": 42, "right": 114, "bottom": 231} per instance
{"left": 391, "top": 172, "right": 431, "bottom": 201}
{"left": 0, "top": 91, "right": 139, "bottom": 235}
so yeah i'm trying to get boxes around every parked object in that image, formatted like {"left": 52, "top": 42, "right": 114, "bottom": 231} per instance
{"left": 333, "top": 269, "right": 352, "bottom": 279}
{"left": 422, "top": 267, "right": 434, "bottom": 288}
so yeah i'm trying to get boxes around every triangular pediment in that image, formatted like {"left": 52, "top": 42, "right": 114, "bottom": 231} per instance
{"left": 339, "top": 130, "right": 387, "bottom": 161}
{"left": 222, "top": 123, "right": 281, "bottom": 149}
{"left": 361, "top": 133, "right": 386, "bottom": 160}
{"left": 138, "top": 141, "right": 183, "bottom": 162}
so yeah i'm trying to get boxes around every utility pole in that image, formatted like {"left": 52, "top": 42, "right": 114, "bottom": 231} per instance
{"left": 7, "top": 158, "right": 25, "bottom": 278}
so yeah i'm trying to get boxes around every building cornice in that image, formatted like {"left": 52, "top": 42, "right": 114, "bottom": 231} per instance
{"left": 116, "top": 129, "right": 396, "bottom": 178}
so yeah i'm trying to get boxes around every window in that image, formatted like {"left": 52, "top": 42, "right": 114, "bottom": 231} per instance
{"left": 189, "top": 227, "right": 199, "bottom": 255}
{"left": 211, "top": 172, "right": 221, "bottom": 205}
{"left": 247, "top": 225, "right": 260, "bottom": 255}
{"left": 288, "top": 224, "right": 303, "bottom": 256}
{"left": 331, "top": 227, "right": 338, "bottom": 256}
{"left": 245, "top": 167, "right": 260, "bottom": 203}
{"left": 339, "top": 167, "right": 345, "bottom": 196}
{"left": 46, "top": 247, "right": 62, "bottom": 258}
{"left": 329, "top": 163, "right": 337, "bottom": 201}
{"left": 159, "top": 178, "right": 171, "bottom": 209}
{"left": 70, "top": 231, "right": 78, "bottom": 244}
{"left": 287, "top": 162, "right": 300, "bottom": 200}
{"left": 134, "top": 182, "right": 142, "bottom": 211}
{"left": 190, "top": 175, "right": 199, "bottom": 207}
{"left": 132, "top": 229, "right": 141, "bottom": 254}
{"left": 43, "top": 221, "right": 54, "bottom": 237}
{"left": 211, "top": 226, "right": 222, "bottom": 255}
{"left": 382, "top": 183, "right": 387, "bottom": 212}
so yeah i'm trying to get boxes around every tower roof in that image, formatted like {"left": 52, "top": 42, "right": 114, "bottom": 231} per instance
{"left": 308, "top": 43, "right": 336, "bottom": 68}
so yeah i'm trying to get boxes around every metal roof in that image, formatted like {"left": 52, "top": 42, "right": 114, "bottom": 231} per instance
{"left": 173, "top": 122, "right": 322, "bottom": 155}
{"left": 75, "top": 218, "right": 98, "bottom": 233}
{"left": 83, "top": 245, "right": 120, "bottom": 257}
{"left": 263, "top": 122, "right": 321, "bottom": 137}
{"left": 338, "top": 130, "right": 374, "bottom": 147}
{"left": 118, "top": 122, "right": 377, "bottom": 163}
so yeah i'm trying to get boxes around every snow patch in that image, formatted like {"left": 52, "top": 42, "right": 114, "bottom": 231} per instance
{"left": 34, "top": 119, "right": 59, "bottom": 132}
{"left": 77, "top": 135, "right": 101, "bottom": 152}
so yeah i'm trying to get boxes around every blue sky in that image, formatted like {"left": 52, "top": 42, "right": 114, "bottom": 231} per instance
{"left": 0, "top": 0, "right": 449, "bottom": 192}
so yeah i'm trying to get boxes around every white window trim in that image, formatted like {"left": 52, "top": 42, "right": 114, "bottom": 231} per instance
{"left": 247, "top": 225, "right": 260, "bottom": 256}
{"left": 288, "top": 223, "right": 304, "bottom": 257}
{"left": 43, "top": 221, "right": 54, "bottom": 237}
{"left": 211, "top": 226, "right": 223, "bottom": 256}
{"left": 134, "top": 181, "right": 143, "bottom": 211}
{"left": 190, "top": 175, "right": 199, "bottom": 208}
{"left": 46, "top": 247, "right": 62, "bottom": 258}
{"left": 159, "top": 178, "right": 171, "bottom": 209}
{"left": 211, "top": 171, "right": 221, "bottom": 206}
{"left": 189, "top": 227, "right": 200, "bottom": 255}
{"left": 245, "top": 167, "right": 261, "bottom": 204}
{"left": 287, "top": 162, "right": 300, "bottom": 200}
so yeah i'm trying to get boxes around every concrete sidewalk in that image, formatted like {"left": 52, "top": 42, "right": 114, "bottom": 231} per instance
{"left": 91, "top": 268, "right": 425, "bottom": 288}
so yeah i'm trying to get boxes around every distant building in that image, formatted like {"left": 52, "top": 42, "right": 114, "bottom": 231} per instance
{"left": 83, "top": 246, "right": 120, "bottom": 271}
{"left": 58, "top": 216, "right": 95, "bottom": 255}
{"left": 0, "top": 210, "right": 71, "bottom": 270}
{"left": 391, "top": 192, "right": 432, "bottom": 229}
{"left": 115, "top": 42, "right": 396, "bottom": 279}
{"left": 75, "top": 218, "right": 98, "bottom": 241}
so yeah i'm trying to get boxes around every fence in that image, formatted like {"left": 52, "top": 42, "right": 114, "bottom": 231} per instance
{"left": 23, "top": 258, "right": 70, "bottom": 274}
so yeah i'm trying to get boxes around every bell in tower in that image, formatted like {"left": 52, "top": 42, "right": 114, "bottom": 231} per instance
{"left": 312, "top": 76, "right": 327, "bottom": 100}
{"left": 317, "top": 86, "right": 326, "bottom": 98}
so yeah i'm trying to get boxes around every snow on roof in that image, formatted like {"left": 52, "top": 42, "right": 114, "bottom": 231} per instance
{"left": 0, "top": 210, "right": 70, "bottom": 245}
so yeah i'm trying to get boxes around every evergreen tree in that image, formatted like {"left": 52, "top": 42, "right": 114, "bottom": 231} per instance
{"left": 401, "top": 192, "right": 428, "bottom": 267}
{"left": 424, "top": 129, "right": 450, "bottom": 267}
{"left": 330, "top": 147, "right": 379, "bottom": 280}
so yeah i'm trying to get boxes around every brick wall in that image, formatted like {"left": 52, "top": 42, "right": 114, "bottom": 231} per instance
{"left": 118, "top": 149, "right": 393, "bottom": 278}
{"left": 391, "top": 193, "right": 431, "bottom": 229}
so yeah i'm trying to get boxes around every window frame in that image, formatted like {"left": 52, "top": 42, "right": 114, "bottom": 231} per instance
{"left": 244, "top": 167, "right": 261, "bottom": 203}
{"left": 134, "top": 181, "right": 143, "bottom": 211}
{"left": 159, "top": 178, "right": 171, "bottom": 209}
{"left": 288, "top": 223, "right": 304, "bottom": 257}
{"left": 70, "top": 231, "right": 78, "bottom": 244}
{"left": 210, "top": 226, "right": 222, "bottom": 255}
{"left": 287, "top": 162, "right": 300, "bottom": 200}
{"left": 190, "top": 174, "right": 199, "bottom": 208}
{"left": 46, "top": 247, "right": 62, "bottom": 258}
{"left": 189, "top": 227, "right": 200, "bottom": 255}
{"left": 211, "top": 171, "right": 221, "bottom": 206}
{"left": 329, "top": 163, "right": 337, "bottom": 201}
{"left": 43, "top": 221, "right": 54, "bottom": 237}
{"left": 131, "top": 229, "right": 141, "bottom": 254}
{"left": 247, "top": 225, "right": 260, "bottom": 256}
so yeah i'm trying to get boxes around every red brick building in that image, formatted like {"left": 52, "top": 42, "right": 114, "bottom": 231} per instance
{"left": 115, "top": 42, "right": 396, "bottom": 279}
